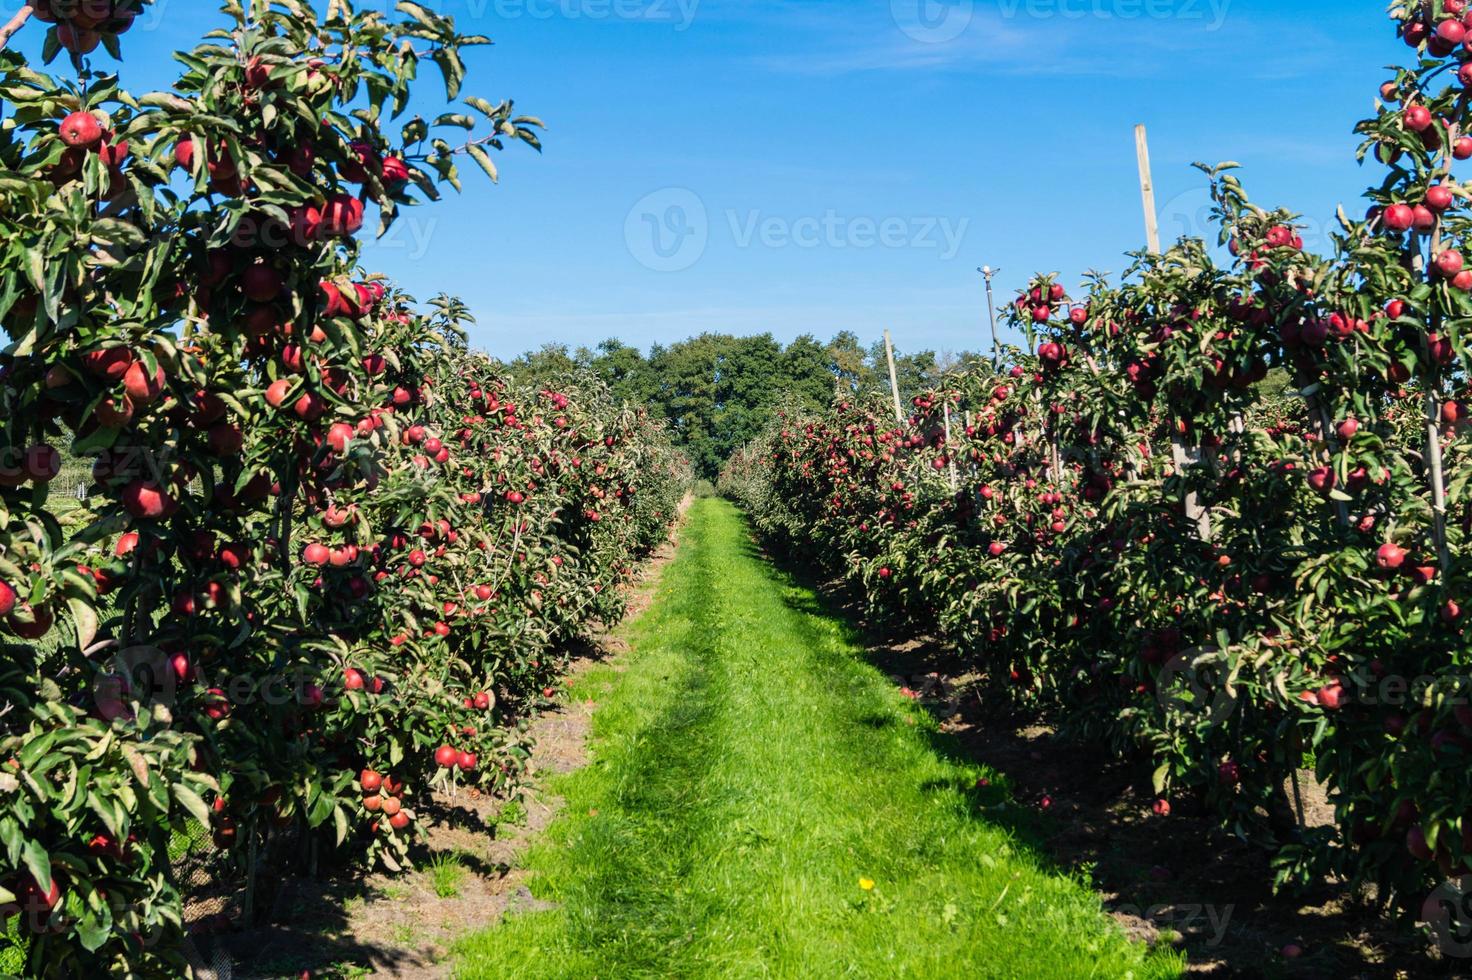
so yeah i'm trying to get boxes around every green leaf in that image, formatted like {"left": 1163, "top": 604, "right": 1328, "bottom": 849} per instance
{"left": 22, "top": 838, "right": 51, "bottom": 893}
{"left": 172, "top": 782, "right": 211, "bottom": 828}
{"left": 465, "top": 143, "right": 498, "bottom": 183}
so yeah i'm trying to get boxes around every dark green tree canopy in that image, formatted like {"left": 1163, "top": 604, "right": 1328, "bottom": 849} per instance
{"left": 506, "top": 333, "right": 980, "bottom": 477}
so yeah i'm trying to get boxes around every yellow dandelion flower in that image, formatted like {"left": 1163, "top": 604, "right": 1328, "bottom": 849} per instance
{"left": 859, "top": 877, "right": 875, "bottom": 891}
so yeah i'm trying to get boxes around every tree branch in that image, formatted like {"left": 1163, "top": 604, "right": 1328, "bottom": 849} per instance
{"left": 0, "top": 6, "right": 32, "bottom": 52}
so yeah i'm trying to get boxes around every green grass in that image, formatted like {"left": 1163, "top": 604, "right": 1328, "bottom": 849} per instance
{"left": 429, "top": 851, "right": 468, "bottom": 899}
{"left": 452, "top": 498, "right": 1183, "bottom": 979}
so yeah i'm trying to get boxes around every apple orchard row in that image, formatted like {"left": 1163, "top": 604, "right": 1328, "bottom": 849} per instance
{"left": 724, "top": 0, "right": 1472, "bottom": 918}
{"left": 0, "top": 2, "right": 686, "bottom": 976}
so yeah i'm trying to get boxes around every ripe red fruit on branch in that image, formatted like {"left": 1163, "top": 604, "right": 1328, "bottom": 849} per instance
{"left": 122, "top": 360, "right": 164, "bottom": 405}
{"left": 457, "top": 751, "right": 477, "bottom": 771}
{"left": 0, "top": 581, "right": 14, "bottom": 619}
{"left": 1404, "top": 105, "right": 1433, "bottom": 131}
{"left": 326, "top": 423, "right": 354, "bottom": 454}
{"left": 218, "top": 542, "right": 250, "bottom": 569}
{"left": 382, "top": 156, "right": 410, "bottom": 183}
{"left": 1426, "top": 184, "right": 1455, "bottom": 212}
{"left": 322, "top": 194, "right": 365, "bottom": 237}
{"left": 265, "top": 378, "right": 292, "bottom": 409}
{"left": 23, "top": 445, "right": 60, "bottom": 484}
{"left": 1376, "top": 543, "right": 1407, "bottom": 571}
{"left": 1436, "top": 249, "right": 1464, "bottom": 276}
{"left": 58, "top": 23, "right": 101, "bottom": 54}
{"left": 242, "top": 265, "right": 284, "bottom": 302}
{"left": 59, "top": 111, "right": 102, "bottom": 148}
{"left": 434, "top": 744, "right": 459, "bottom": 768}
{"left": 1384, "top": 204, "right": 1414, "bottom": 231}
{"left": 303, "top": 544, "right": 330, "bottom": 566}
{"left": 82, "top": 346, "right": 135, "bottom": 380}
{"left": 6, "top": 603, "right": 54, "bottom": 640}
{"left": 208, "top": 423, "right": 245, "bottom": 457}
{"left": 360, "top": 770, "right": 383, "bottom": 792}
{"left": 1407, "top": 825, "right": 1434, "bottom": 862}
{"left": 122, "top": 481, "right": 174, "bottom": 520}
{"left": 294, "top": 392, "right": 326, "bottom": 421}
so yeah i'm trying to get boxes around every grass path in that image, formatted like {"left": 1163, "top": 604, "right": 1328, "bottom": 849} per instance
{"left": 453, "top": 498, "right": 1182, "bottom": 979}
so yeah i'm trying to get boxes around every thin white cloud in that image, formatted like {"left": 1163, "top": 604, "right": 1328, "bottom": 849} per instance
{"left": 692, "top": 0, "right": 1336, "bottom": 81}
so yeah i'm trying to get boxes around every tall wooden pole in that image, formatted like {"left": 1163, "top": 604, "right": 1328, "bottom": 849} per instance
{"left": 1136, "top": 124, "right": 1211, "bottom": 541}
{"left": 1134, "top": 125, "right": 1162, "bottom": 255}
{"left": 884, "top": 330, "right": 903, "bottom": 424}
{"left": 943, "top": 400, "right": 958, "bottom": 491}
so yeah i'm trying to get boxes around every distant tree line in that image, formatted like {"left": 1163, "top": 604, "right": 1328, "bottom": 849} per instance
{"left": 503, "top": 332, "right": 978, "bottom": 478}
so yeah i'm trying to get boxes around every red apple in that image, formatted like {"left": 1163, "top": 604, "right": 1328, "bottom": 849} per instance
{"left": 58, "top": 110, "right": 102, "bottom": 148}
{"left": 1377, "top": 542, "right": 1407, "bottom": 571}
{"left": 326, "top": 422, "right": 354, "bottom": 454}
{"left": 265, "top": 378, "right": 292, "bottom": 409}
{"left": 24, "top": 445, "right": 61, "bottom": 484}
{"left": 122, "top": 481, "right": 174, "bottom": 520}
{"left": 1384, "top": 203, "right": 1415, "bottom": 231}
{"left": 122, "top": 360, "right": 164, "bottom": 405}
{"left": 241, "top": 264, "right": 284, "bottom": 302}
{"left": 1427, "top": 184, "right": 1456, "bottom": 212}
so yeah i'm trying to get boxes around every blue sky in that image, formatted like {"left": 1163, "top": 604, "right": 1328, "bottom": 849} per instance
{"left": 10, "top": 0, "right": 1399, "bottom": 358}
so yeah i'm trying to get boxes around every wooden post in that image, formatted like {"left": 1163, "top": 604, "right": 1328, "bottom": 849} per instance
{"left": 1425, "top": 125, "right": 1458, "bottom": 574}
{"left": 1134, "top": 124, "right": 1162, "bottom": 255}
{"left": 943, "top": 400, "right": 958, "bottom": 491}
{"left": 1425, "top": 388, "right": 1453, "bottom": 569}
{"left": 1137, "top": 123, "right": 1211, "bottom": 540}
{"left": 884, "top": 330, "right": 903, "bottom": 424}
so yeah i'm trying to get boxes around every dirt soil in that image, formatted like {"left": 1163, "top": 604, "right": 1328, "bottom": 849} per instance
{"left": 201, "top": 504, "right": 689, "bottom": 980}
